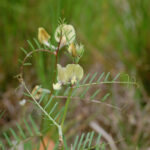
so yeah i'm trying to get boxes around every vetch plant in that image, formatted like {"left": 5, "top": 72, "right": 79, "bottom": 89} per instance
{"left": 0, "top": 20, "right": 137, "bottom": 150}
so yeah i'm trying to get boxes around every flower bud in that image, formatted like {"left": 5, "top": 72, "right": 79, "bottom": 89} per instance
{"left": 38, "top": 27, "right": 51, "bottom": 46}
{"left": 68, "top": 43, "right": 77, "bottom": 57}
{"left": 76, "top": 44, "right": 84, "bottom": 56}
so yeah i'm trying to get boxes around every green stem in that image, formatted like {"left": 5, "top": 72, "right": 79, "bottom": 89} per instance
{"left": 61, "top": 87, "right": 73, "bottom": 128}
{"left": 23, "top": 82, "right": 63, "bottom": 145}
{"left": 76, "top": 81, "right": 138, "bottom": 88}
{"left": 41, "top": 136, "right": 46, "bottom": 150}
{"left": 48, "top": 32, "right": 62, "bottom": 100}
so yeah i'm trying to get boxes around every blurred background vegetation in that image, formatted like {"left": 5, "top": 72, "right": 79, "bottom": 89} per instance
{"left": 0, "top": 0, "right": 150, "bottom": 149}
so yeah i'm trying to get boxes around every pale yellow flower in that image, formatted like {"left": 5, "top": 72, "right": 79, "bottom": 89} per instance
{"left": 57, "top": 64, "right": 84, "bottom": 85}
{"left": 55, "top": 24, "right": 76, "bottom": 46}
{"left": 66, "top": 64, "right": 84, "bottom": 82}
{"left": 38, "top": 27, "right": 51, "bottom": 46}
{"left": 53, "top": 82, "right": 62, "bottom": 90}
{"left": 71, "top": 76, "right": 77, "bottom": 85}
{"left": 57, "top": 64, "right": 69, "bottom": 84}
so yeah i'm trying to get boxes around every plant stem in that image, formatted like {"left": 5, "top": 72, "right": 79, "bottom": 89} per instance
{"left": 41, "top": 136, "right": 46, "bottom": 150}
{"left": 48, "top": 32, "right": 62, "bottom": 100}
{"left": 61, "top": 87, "right": 73, "bottom": 128}
{"left": 23, "top": 82, "right": 63, "bottom": 146}
{"left": 76, "top": 81, "right": 138, "bottom": 88}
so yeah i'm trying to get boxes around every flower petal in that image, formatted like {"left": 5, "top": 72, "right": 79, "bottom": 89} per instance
{"left": 66, "top": 64, "right": 84, "bottom": 81}
{"left": 53, "top": 82, "right": 62, "bottom": 90}
{"left": 38, "top": 27, "right": 51, "bottom": 46}
{"left": 57, "top": 64, "right": 69, "bottom": 84}
{"left": 57, "top": 64, "right": 84, "bottom": 84}
{"left": 55, "top": 24, "right": 76, "bottom": 46}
